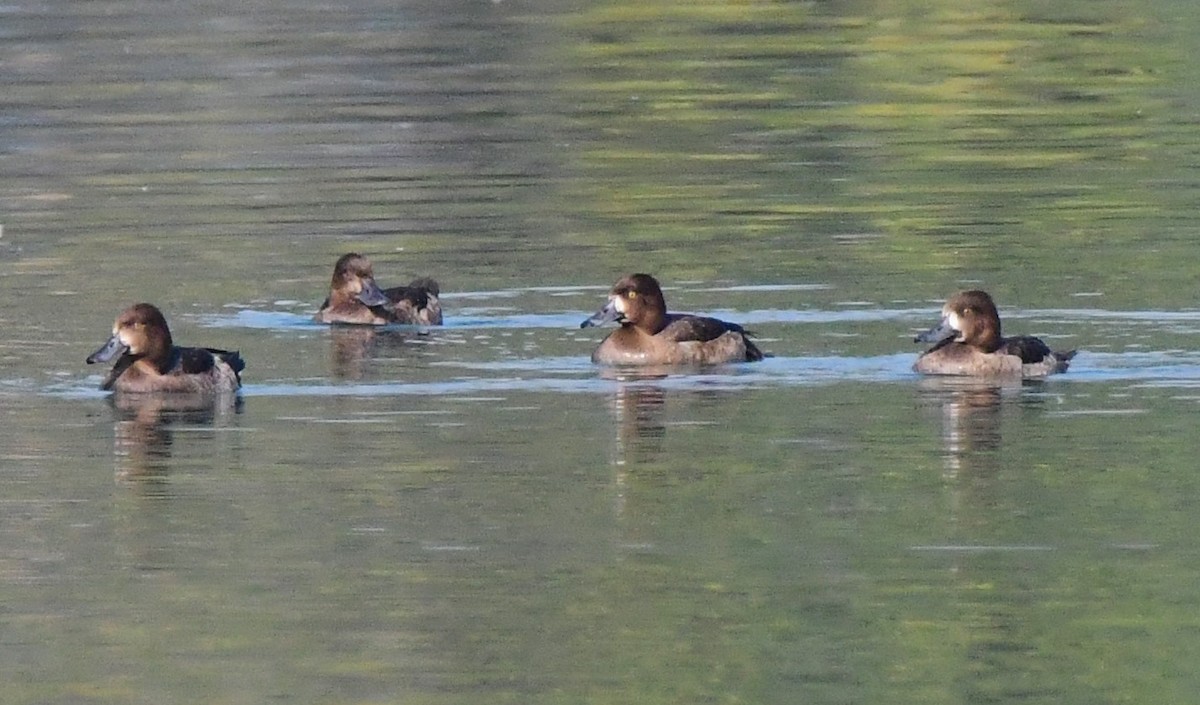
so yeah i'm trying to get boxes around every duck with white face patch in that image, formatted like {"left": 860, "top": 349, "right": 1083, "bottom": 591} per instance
{"left": 913, "top": 290, "right": 1075, "bottom": 377}
{"left": 581, "top": 273, "right": 764, "bottom": 366}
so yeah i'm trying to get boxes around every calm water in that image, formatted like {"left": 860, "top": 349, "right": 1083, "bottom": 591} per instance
{"left": 4, "top": 0, "right": 1200, "bottom": 703}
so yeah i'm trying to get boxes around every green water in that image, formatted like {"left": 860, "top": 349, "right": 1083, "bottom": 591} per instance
{"left": 3, "top": 0, "right": 1200, "bottom": 703}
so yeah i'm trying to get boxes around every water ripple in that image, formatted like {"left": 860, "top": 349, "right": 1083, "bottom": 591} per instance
{"left": 42, "top": 349, "right": 1200, "bottom": 400}
{"left": 194, "top": 304, "right": 1200, "bottom": 333}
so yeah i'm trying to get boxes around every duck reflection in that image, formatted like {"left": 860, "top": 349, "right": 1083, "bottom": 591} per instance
{"left": 597, "top": 368, "right": 668, "bottom": 529}
{"left": 603, "top": 370, "right": 670, "bottom": 466}
{"left": 600, "top": 366, "right": 738, "bottom": 470}
{"left": 599, "top": 368, "right": 742, "bottom": 558}
{"left": 109, "top": 392, "right": 242, "bottom": 487}
{"left": 328, "top": 325, "right": 421, "bottom": 380}
{"left": 916, "top": 374, "right": 1057, "bottom": 525}
{"left": 920, "top": 378, "right": 1010, "bottom": 469}
{"left": 916, "top": 376, "right": 1022, "bottom": 480}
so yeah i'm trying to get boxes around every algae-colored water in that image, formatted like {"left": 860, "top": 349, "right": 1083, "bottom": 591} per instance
{"left": 3, "top": 0, "right": 1200, "bottom": 702}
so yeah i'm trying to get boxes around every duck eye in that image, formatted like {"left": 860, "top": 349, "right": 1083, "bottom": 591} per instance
{"left": 627, "top": 291, "right": 638, "bottom": 300}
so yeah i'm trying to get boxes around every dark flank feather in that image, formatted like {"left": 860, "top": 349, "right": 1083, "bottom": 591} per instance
{"left": 210, "top": 348, "right": 246, "bottom": 377}
{"left": 1001, "top": 336, "right": 1074, "bottom": 365}
{"left": 660, "top": 314, "right": 735, "bottom": 344}
{"left": 383, "top": 284, "right": 434, "bottom": 311}
{"left": 175, "top": 347, "right": 215, "bottom": 375}
{"left": 176, "top": 347, "right": 245, "bottom": 382}
{"left": 383, "top": 277, "right": 442, "bottom": 325}
{"left": 661, "top": 314, "right": 764, "bottom": 362}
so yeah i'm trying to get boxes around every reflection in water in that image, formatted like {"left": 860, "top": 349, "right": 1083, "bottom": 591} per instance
{"left": 599, "top": 368, "right": 668, "bottom": 532}
{"left": 328, "top": 326, "right": 421, "bottom": 381}
{"left": 600, "top": 367, "right": 747, "bottom": 469}
{"left": 916, "top": 377, "right": 1014, "bottom": 479}
{"left": 0, "top": 0, "right": 1191, "bottom": 694}
{"left": 600, "top": 367, "right": 749, "bottom": 542}
{"left": 915, "top": 376, "right": 1059, "bottom": 546}
{"left": 106, "top": 393, "right": 241, "bottom": 574}
{"left": 109, "top": 392, "right": 242, "bottom": 487}
{"left": 912, "top": 377, "right": 1069, "bottom": 698}
{"left": 611, "top": 384, "right": 668, "bottom": 466}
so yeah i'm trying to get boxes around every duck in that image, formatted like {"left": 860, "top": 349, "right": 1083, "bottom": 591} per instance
{"left": 87, "top": 303, "right": 244, "bottom": 393}
{"left": 913, "top": 290, "right": 1075, "bottom": 376}
{"left": 580, "top": 273, "right": 764, "bottom": 365}
{"left": 314, "top": 252, "right": 442, "bottom": 326}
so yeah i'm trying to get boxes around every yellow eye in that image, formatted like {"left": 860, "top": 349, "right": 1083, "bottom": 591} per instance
{"left": 627, "top": 291, "right": 638, "bottom": 299}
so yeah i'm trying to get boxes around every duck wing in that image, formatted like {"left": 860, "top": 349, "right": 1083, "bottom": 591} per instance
{"left": 1001, "top": 336, "right": 1074, "bottom": 365}
{"left": 175, "top": 347, "right": 246, "bottom": 379}
{"left": 660, "top": 314, "right": 763, "bottom": 362}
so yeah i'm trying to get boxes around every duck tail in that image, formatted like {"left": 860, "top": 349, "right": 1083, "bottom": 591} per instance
{"left": 744, "top": 335, "right": 765, "bottom": 362}
{"left": 1054, "top": 349, "right": 1077, "bottom": 373}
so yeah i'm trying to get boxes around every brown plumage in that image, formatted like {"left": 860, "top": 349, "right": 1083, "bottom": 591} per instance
{"left": 87, "top": 303, "right": 244, "bottom": 393}
{"left": 314, "top": 253, "right": 442, "bottom": 326}
{"left": 913, "top": 290, "right": 1075, "bottom": 376}
{"left": 581, "top": 274, "right": 764, "bottom": 365}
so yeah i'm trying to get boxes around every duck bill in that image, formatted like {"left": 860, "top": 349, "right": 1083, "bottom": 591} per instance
{"left": 914, "top": 317, "right": 958, "bottom": 344}
{"left": 87, "top": 335, "right": 129, "bottom": 364}
{"left": 581, "top": 299, "right": 623, "bottom": 329}
{"left": 356, "top": 278, "right": 390, "bottom": 307}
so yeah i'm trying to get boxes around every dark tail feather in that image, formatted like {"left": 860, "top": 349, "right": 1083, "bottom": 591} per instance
{"left": 1054, "top": 349, "right": 1077, "bottom": 373}
{"left": 209, "top": 348, "right": 246, "bottom": 377}
{"left": 744, "top": 335, "right": 765, "bottom": 362}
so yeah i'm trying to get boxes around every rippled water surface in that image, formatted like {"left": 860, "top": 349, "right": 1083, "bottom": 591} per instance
{"left": 5, "top": 0, "right": 1200, "bottom": 703}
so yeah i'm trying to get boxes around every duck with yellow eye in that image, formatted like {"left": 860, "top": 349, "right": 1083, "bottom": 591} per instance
{"left": 581, "top": 273, "right": 764, "bottom": 366}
